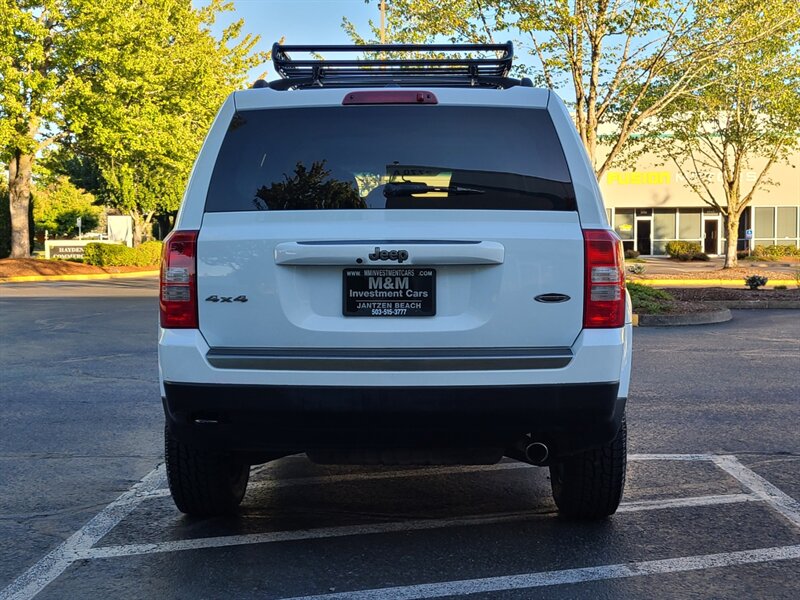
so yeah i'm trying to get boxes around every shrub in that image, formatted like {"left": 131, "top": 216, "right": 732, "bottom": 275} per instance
{"left": 627, "top": 282, "right": 674, "bottom": 314}
{"left": 84, "top": 243, "right": 136, "bottom": 266}
{"left": 134, "top": 241, "right": 163, "bottom": 266}
{"left": 665, "top": 240, "right": 703, "bottom": 261}
{"left": 624, "top": 249, "right": 640, "bottom": 259}
{"left": 627, "top": 264, "right": 646, "bottom": 275}
{"left": 693, "top": 252, "right": 710, "bottom": 261}
{"left": 84, "top": 241, "right": 163, "bottom": 267}
{"left": 753, "top": 244, "right": 800, "bottom": 260}
{"left": 745, "top": 274, "right": 768, "bottom": 290}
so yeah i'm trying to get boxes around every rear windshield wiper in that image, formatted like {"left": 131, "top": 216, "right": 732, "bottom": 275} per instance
{"left": 383, "top": 181, "right": 485, "bottom": 197}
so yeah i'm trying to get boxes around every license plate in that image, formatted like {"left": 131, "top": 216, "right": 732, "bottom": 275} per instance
{"left": 343, "top": 268, "right": 436, "bottom": 317}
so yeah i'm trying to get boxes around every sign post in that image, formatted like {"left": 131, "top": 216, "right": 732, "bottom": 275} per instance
{"left": 745, "top": 229, "right": 753, "bottom": 255}
{"left": 77, "top": 217, "right": 82, "bottom": 240}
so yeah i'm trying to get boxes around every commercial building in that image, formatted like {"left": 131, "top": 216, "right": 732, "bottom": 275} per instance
{"left": 598, "top": 150, "right": 800, "bottom": 255}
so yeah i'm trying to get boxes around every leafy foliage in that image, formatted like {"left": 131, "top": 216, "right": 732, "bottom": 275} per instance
{"left": 627, "top": 282, "right": 674, "bottom": 314}
{"left": 254, "top": 162, "right": 366, "bottom": 211}
{"left": 665, "top": 241, "right": 704, "bottom": 261}
{"left": 2, "top": 0, "right": 267, "bottom": 254}
{"left": 753, "top": 245, "right": 800, "bottom": 259}
{"left": 344, "top": 1, "right": 796, "bottom": 177}
{"left": 33, "top": 176, "right": 100, "bottom": 237}
{"left": 744, "top": 274, "right": 768, "bottom": 290}
{"left": 83, "top": 241, "right": 162, "bottom": 267}
{"left": 640, "top": 0, "right": 800, "bottom": 268}
{"left": 58, "top": 0, "right": 266, "bottom": 245}
{"left": 626, "top": 263, "right": 646, "bottom": 275}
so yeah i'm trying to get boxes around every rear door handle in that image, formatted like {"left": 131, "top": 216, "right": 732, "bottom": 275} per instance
{"left": 274, "top": 241, "right": 505, "bottom": 265}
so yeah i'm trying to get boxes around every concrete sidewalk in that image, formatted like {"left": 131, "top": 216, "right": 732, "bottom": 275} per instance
{"left": 635, "top": 256, "right": 799, "bottom": 276}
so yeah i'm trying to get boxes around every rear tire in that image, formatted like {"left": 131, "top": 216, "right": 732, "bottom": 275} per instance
{"left": 549, "top": 415, "right": 627, "bottom": 519}
{"left": 165, "top": 425, "right": 249, "bottom": 516}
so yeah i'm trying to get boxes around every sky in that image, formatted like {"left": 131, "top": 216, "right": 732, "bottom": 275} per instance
{"left": 202, "top": 0, "right": 381, "bottom": 82}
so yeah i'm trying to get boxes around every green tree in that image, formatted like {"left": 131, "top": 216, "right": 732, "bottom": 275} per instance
{"left": 60, "top": 0, "right": 265, "bottom": 246}
{"left": 344, "top": 1, "right": 797, "bottom": 178}
{"left": 33, "top": 175, "right": 100, "bottom": 238}
{"left": 254, "top": 161, "right": 366, "bottom": 211}
{"left": 1, "top": 1, "right": 265, "bottom": 255}
{"left": 0, "top": 0, "right": 70, "bottom": 257}
{"left": 644, "top": 9, "right": 800, "bottom": 268}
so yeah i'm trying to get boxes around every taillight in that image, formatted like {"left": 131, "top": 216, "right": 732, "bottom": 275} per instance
{"left": 160, "top": 230, "right": 199, "bottom": 328}
{"left": 583, "top": 229, "right": 625, "bottom": 328}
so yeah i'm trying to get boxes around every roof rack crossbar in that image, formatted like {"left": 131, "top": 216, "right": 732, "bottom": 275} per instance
{"left": 270, "top": 42, "right": 515, "bottom": 90}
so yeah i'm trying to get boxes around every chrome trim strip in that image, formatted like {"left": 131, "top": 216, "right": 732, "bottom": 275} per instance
{"left": 274, "top": 241, "right": 505, "bottom": 266}
{"left": 206, "top": 347, "right": 573, "bottom": 371}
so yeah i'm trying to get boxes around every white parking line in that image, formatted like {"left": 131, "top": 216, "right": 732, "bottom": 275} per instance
{"left": 0, "top": 466, "right": 166, "bottom": 600}
{"left": 712, "top": 455, "right": 800, "bottom": 530}
{"left": 276, "top": 544, "right": 800, "bottom": 600}
{"left": 81, "top": 492, "right": 761, "bottom": 561}
{"left": 628, "top": 453, "right": 713, "bottom": 461}
{"left": 1, "top": 454, "right": 796, "bottom": 600}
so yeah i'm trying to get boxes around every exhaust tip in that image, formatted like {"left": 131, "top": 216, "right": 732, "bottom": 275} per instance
{"left": 524, "top": 442, "right": 549, "bottom": 465}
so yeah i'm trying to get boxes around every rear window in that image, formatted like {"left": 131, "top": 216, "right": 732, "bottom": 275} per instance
{"left": 205, "top": 105, "right": 576, "bottom": 212}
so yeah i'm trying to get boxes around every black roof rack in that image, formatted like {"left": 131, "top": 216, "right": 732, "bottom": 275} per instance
{"left": 265, "top": 42, "right": 530, "bottom": 90}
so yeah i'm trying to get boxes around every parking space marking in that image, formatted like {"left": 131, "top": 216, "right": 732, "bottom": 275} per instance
{"left": 2, "top": 454, "right": 797, "bottom": 600}
{"left": 81, "top": 492, "right": 762, "bottom": 561}
{"left": 0, "top": 466, "right": 166, "bottom": 600}
{"left": 616, "top": 493, "right": 760, "bottom": 512}
{"left": 276, "top": 544, "right": 800, "bottom": 600}
{"left": 712, "top": 455, "right": 800, "bottom": 530}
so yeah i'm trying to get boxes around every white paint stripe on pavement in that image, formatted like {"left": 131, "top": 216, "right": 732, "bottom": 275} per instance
{"left": 628, "top": 453, "right": 713, "bottom": 461}
{"left": 82, "top": 492, "right": 760, "bottom": 561}
{"left": 712, "top": 455, "right": 800, "bottom": 530}
{"left": 276, "top": 544, "right": 800, "bottom": 600}
{"left": 616, "top": 493, "right": 760, "bottom": 512}
{"left": 0, "top": 465, "right": 166, "bottom": 600}
{"left": 140, "top": 454, "right": 717, "bottom": 502}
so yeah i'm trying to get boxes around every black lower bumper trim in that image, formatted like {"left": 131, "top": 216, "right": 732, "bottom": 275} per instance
{"left": 163, "top": 382, "right": 624, "bottom": 458}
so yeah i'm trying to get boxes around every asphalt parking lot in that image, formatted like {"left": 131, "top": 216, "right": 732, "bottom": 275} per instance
{"left": 1, "top": 280, "right": 799, "bottom": 599}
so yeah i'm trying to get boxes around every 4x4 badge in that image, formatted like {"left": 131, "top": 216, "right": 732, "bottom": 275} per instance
{"left": 205, "top": 295, "right": 248, "bottom": 303}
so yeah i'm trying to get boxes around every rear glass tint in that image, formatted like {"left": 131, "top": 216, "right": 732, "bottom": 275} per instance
{"left": 205, "top": 106, "right": 575, "bottom": 212}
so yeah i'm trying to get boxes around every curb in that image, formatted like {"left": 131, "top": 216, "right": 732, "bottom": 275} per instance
{"left": 633, "top": 279, "right": 796, "bottom": 287}
{"left": 714, "top": 300, "right": 800, "bottom": 310}
{"left": 635, "top": 307, "right": 732, "bottom": 327}
{"left": 0, "top": 270, "right": 159, "bottom": 284}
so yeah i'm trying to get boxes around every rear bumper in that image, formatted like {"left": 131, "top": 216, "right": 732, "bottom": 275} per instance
{"left": 163, "top": 381, "right": 626, "bottom": 458}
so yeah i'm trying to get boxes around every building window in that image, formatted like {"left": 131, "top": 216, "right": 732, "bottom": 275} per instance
{"left": 678, "top": 209, "right": 702, "bottom": 241}
{"left": 652, "top": 209, "right": 676, "bottom": 255}
{"left": 614, "top": 209, "right": 634, "bottom": 251}
{"left": 777, "top": 207, "right": 798, "bottom": 242}
{"left": 754, "top": 206, "right": 775, "bottom": 246}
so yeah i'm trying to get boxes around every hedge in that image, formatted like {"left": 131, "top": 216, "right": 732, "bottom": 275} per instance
{"left": 752, "top": 244, "right": 800, "bottom": 259}
{"left": 665, "top": 240, "right": 708, "bottom": 261}
{"left": 84, "top": 241, "right": 163, "bottom": 267}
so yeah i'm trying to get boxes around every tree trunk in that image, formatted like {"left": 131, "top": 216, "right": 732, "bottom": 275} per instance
{"left": 131, "top": 211, "right": 143, "bottom": 247}
{"left": 724, "top": 213, "right": 740, "bottom": 268}
{"left": 8, "top": 153, "right": 34, "bottom": 258}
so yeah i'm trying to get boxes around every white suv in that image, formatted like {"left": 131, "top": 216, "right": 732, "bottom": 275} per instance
{"left": 158, "top": 43, "right": 633, "bottom": 519}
